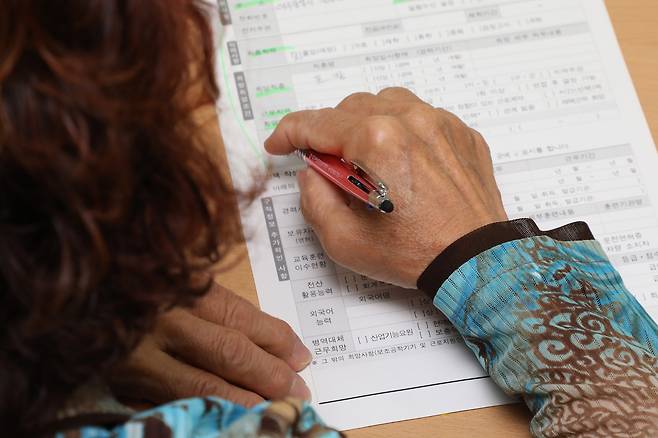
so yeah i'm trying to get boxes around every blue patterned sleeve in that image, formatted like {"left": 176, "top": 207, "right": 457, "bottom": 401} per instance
{"left": 430, "top": 235, "right": 658, "bottom": 436}
{"left": 55, "top": 397, "right": 342, "bottom": 438}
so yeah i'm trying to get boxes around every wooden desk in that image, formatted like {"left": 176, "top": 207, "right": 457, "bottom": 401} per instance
{"left": 214, "top": 1, "right": 658, "bottom": 435}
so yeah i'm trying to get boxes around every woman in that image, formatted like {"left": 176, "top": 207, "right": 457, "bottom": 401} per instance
{"left": 1, "top": 0, "right": 317, "bottom": 435}
{"left": 1, "top": 1, "right": 656, "bottom": 437}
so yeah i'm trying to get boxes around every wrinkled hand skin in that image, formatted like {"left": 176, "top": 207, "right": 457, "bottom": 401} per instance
{"left": 265, "top": 87, "right": 508, "bottom": 288}
{"left": 109, "top": 283, "right": 313, "bottom": 407}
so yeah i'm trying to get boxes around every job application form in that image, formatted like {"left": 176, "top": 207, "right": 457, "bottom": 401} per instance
{"left": 215, "top": 0, "right": 658, "bottom": 429}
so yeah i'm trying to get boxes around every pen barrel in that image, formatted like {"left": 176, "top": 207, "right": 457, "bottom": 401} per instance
{"left": 298, "top": 150, "right": 373, "bottom": 204}
{"left": 296, "top": 149, "right": 393, "bottom": 213}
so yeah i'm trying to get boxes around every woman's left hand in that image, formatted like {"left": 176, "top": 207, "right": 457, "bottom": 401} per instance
{"left": 109, "top": 283, "right": 312, "bottom": 407}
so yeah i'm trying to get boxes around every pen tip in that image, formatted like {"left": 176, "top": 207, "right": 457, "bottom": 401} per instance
{"left": 379, "top": 200, "right": 394, "bottom": 213}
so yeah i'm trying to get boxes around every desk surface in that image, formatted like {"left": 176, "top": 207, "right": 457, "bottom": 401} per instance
{"left": 214, "top": 1, "right": 658, "bottom": 435}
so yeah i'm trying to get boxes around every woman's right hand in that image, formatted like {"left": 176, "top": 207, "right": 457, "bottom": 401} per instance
{"left": 265, "top": 87, "right": 507, "bottom": 289}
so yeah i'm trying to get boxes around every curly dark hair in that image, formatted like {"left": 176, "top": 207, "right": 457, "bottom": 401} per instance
{"left": 0, "top": 0, "right": 241, "bottom": 432}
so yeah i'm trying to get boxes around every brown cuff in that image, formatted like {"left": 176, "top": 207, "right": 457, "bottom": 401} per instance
{"left": 416, "top": 218, "right": 594, "bottom": 296}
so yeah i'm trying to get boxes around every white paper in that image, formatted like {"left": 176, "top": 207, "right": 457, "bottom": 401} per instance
{"left": 214, "top": 0, "right": 658, "bottom": 430}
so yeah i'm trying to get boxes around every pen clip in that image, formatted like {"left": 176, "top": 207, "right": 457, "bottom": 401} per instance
{"left": 350, "top": 159, "right": 388, "bottom": 197}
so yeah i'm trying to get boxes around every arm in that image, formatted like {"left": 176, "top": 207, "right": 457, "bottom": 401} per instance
{"left": 265, "top": 88, "right": 658, "bottom": 436}
{"left": 419, "top": 218, "right": 658, "bottom": 436}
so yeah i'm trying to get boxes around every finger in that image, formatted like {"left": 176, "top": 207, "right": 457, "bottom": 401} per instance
{"left": 299, "top": 167, "right": 353, "bottom": 206}
{"left": 111, "top": 340, "right": 264, "bottom": 407}
{"left": 161, "top": 312, "right": 312, "bottom": 401}
{"left": 377, "top": 87, "right": 427, "bottom": 104}
{"left": 191, "top": 284, "right": 312, "bottom": 371}
{"left": 264, "top": 108, "right": 363, "bottom": 157}
{"left": 395, "top": 104, "right": 464, "bottom": 150}
{"left": 298, "top": 167, "right": 354, "bottom": 230}
{"left": 336, "top": 91, "right": 407, "bottom": 116}
{"left": 298, "top": 168, "right": 365, "bottom": 262}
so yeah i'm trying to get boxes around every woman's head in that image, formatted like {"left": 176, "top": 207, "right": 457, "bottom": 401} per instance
{"left": 0, "top": 0, "right": 238, "bottom": 429}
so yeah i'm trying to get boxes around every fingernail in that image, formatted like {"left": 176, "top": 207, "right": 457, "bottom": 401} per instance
{"left": 291, "top": 340, "right": 313, "bottom": 370}
{"left": 290, "top": 375, "right": 312, "bottom": 401}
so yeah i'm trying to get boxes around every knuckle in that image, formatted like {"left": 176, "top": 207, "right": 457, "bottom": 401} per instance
{"left": 266, "top": 362, "right": 296, "bottom": 397}
{"left": 361, "top": 115, "right": 400, "bottom": 148}
{"left": 480, "top": 141, "right": 493, "bottom": 159}
{"left": 270, "top": 319, "right": 297, "bottom": 350}
{"left": 472, "top": 130, "right": 493, "bottom": 161}
{"left": 403, "top": 103, "right": 434, "bottom": 122}
{"left": 338, "top": 92, "right": 375, "bottom": 109}
{"left": 377, "top": 86, "right": 411, "bottom": 98}
{"left": 436, "top": 107, "right": 464, "bottom": 126}
{"left": 471, "top": 129, "right": 488, "bottom": 147}
{"left": 280, "top": 320, "right": 297, "bottom": 341}
{"left": 189, "top": 376, "right": 222, "bottom": 397}
{"left": 471, "top": 128, "right": 485, "bottom": 141}
{"left": 215, "top": 331, "right": 251, "bottom": 366}
{"left": 221, "top": 295, "right": 250, "bottom": 328}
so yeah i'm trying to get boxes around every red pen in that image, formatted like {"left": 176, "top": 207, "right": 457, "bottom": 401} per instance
{"left": 295, "top": 149, "right": 394, "bottom": 214}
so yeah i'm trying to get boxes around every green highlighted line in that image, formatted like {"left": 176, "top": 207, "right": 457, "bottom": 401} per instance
{"left": 255, "top": 86, "right": 292, "bottom": 98}
{"left": 235, "top": 0, "right": 277, "bottom": 10}
{"left": 249, "top": 45, "right": 295, "bottom": 57}
{"left": 264, "top": 108, "right": 292, "bottom": 118}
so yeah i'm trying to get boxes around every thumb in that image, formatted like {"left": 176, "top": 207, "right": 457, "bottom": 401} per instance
{"left": 298, "top": 168, "right": 361, "bottom": 253}
{"left": 298, "top": 168, "right": 350, "bottom": 227}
